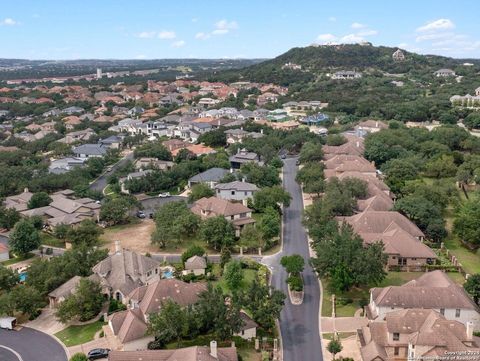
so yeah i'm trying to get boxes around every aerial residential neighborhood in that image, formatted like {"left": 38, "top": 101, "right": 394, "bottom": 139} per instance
{"left": 2, "top": 2, "right": 480, "bottom": 361}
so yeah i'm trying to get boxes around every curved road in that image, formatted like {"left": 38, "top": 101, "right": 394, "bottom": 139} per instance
{"left": 264, "top": 157, "right": 323, "bottom": 361}
{"left": 89, "top": 152, "right": 134, "bottom": 192}
{"left": 0, "top": 327, "right": 67, "bottom": 361}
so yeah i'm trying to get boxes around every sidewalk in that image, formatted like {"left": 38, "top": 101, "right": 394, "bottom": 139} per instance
{"left": 321, "top": 316, "right": 368, "bottom": 333}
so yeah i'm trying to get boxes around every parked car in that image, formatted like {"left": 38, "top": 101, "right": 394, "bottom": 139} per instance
{"left": 87, "top": 348, "right": 110, "bottom": 360}
{"left": 295, "top": 160, "right": 300, "bottom": 165}
{"left": 136, "top": 211, "right": 146, "bottom": 219}
{"left": 281, "top": 154, "right": 287, "bottom": 159}
{"left": 158, "top": 192, "right": 171, "bottom": 198}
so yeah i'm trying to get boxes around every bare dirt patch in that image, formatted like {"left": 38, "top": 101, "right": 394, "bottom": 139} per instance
{"left": 101, "top": 220, "right": 158, "bottom": 254}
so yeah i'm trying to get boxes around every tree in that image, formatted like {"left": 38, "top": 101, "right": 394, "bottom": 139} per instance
{"left": 453, "top": 197, "right": 480, "bottom": 246}
{"left": 9, "top": 219, "right": 40, "bottom": 257}
{"left": 188, "top": 183, "right": 215, "bottom": 202}
{"left": 181, "top": 245, "right": 205, "bottom": 263}
{"left": 253, "top": 186, "right": 291, "bottom": 212}
{"left": 224, "top": 260, "right": 244, "bottom": 291}
{"left": 199, "top": 216, "right": 235, "bottom": 251}
{"left": 100, "top": 197, "right": 134, "bottom": 225}
{"left": 242, "top": 278, "right": 285, "bottom": 330}
{"left": 326, "top": 134, "right": 347, "bottom": 146}
{"left": 299, "top": 142, "right": 324, "bottom": 164}
{"left": 239, "top": 163, "right": 280, "bottom": 188}
{"left": 296, "top": 162, "right": 325, "bottom": 195}
{"left": 198, "top": 128, "right": 227, "bottom": 147}
{"left": 464, "top": 274, "right": 480, "bottom": 305}
{"left": 148, "top": 300, "right": 187, "bottom": 347}
{"left": 327, "top": 339, "right": 343, "bottom": 360}
{"left": 0, "top": 265, "right": 18, "bottom": 292}
{"left": 152, "top": 202, "right": 200, "bottom": 248}
{"left": 133, "top": 142, "right": 172, "bottom": 160}
{"left": 67, "top": 220, "right": 103, "bottom": 247}
{"left": 280, "top": 255, "right": 305, "bottom": 274}
{"left": 0, "top": 206, "right": 20, "bottom": 230}
{"left": 56, "top": 279, "right": 104, "bottom": 323}
{"left": 53, "top": 223, "right": 70, "bottom": 240}
{"left": 4, "top": 284, "right": 45, "bottom": 316}
{"left": 28, "top": 192, "right": 52, "bottom": 209}
{"left": 239, "top": 224, "right": 264, "bottom": 250}
{"left": 311, "top": 224, "right": 387, "bottom": 291}
{"left": 258, "top": 206, "right": 281, "bottom": 240}
{"left": 464, "top": 113, "right": 480, "bottom": 129}
{"left": 69, "top": 353, "right": 88, "bottom": 361}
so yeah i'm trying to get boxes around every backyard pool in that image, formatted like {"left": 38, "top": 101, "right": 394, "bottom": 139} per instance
{"left": 162, "top": 270, "right": 174, "bottom": 279}
{"left": 19, "top": 272, "right": 27, "bottom": 282}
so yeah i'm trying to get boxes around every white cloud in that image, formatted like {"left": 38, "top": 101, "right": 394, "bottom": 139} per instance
{"left": 317, "top": 33, "right": 337, "bottom": 42}
{"left": 1, "top": 18, "right": 18, "bottom": 26}
{"left": 135, "top": 54, "right": 147, "bottom": 59}
{"left": 340, "top": 34, "right": 365, "bottom": 43}
{"left": 158, "top": 30, "right": 176, "bottom": 39}
{"left": 357, "top": 29, "right": 378, "bottom": 36}
{"left": 416, "top": 19, "right": 455, "bottom": 32}
{"left": 212, "top": 19, "right": 238, "bottom": 35}
{"left": 351, "top": 22, "right": 366, "bottom": 29}
{"left": 137, "top": 31, "right": 156, "bottom": 39}
{"left": 171, "top": 40, "right": 185, "bottom": 48}
{"left": 195, "top": 32, "right": 210, "bottom": 40}
{"left": 328, "top": 16, "right": 337, "bottom": 22}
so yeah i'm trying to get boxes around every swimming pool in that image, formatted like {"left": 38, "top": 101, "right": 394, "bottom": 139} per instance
{"left": 162, "top": 270, "right": 174, "bottom": 279}
{"left": 19, "top": 272, "right": 27, "bottom": 282}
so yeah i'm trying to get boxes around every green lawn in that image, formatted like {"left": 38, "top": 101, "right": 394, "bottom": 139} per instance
{"left": 1, "top": 252, "right": 35, "bottom": 266}
{"left": 54, "top": 321, "right": 106, "bottom": 347}
{"left": 322, "top": 332, "right": 356, "bottom": 341}
{"left": 321, "top": 271, "right": 464, "bottom": 317}
{"left": 214, "top": 267, "right": 257, "bottom": 295}
{"left": 40, "top": 233, "right": 65, "bottom": 248}
{"left": 444, "top": 237, "right": 480, "bottom": 275}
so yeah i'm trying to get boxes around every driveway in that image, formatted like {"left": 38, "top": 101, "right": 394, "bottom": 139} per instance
{"left": 263, "top": 157, "right": 323, "bottom": 361}
{"left": 0, "top": 327, "right": 67, "bottom": 361}
{"left": 25, "top": 308, "right": 66, "bottom": 335}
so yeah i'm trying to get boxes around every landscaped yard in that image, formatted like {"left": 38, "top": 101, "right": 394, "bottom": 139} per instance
{"left": 444, "top": 237, "right": 480, "bottom": 275}
{"left": 213, "top": 265, "right": 258, "bottom": 294}
{"left": 321, "top": 271, "right": 465, "bottom": 317}
{"left": 40, "top": 232, "right": 65, "bottom": 248}
{"left": 54, "top": 321, "right": 106, "bottom": 347}
{"left": 1, "top": 252, "right": 35, "bottom": 266}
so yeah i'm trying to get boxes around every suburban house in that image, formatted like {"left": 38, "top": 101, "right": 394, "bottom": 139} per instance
{"left": 108, "top": 342, "right": 238, "bottom": 361}
{"left": 99, "top": 135, "right": 122, "bottom": 149}
{"left": 434, "top": 68, "right": 456, "bottom": 77}
{"left": 134, "top": 158, "right": 174, "bottom": 171}
{"left": 119, "top": 170, "right": 153, "bottom": 194}
{"left": 48, "top": 157, "right": 86, "bottom": 174}
{"left": 72, "top": 143, "right": 107, "bottom": 158}
{"left": 48, "top": 275, "right": 82, "bottom": 308}
{"left": 91, "top": 244, "right": 161, "bottom": 302}
{"left": 215, "top": 181, "right": 258, "bottom": 204}
{"left": 229, "top": 149, "right": 262, "bottom": 169}
{"left": 235, "top": 312, "right": 258, "bottom": 340}
{"left": 225, "top": 128, "right": 264, "bottom": 144}
{"left": 191, "top": 196, "right": 255, "bottom": 236}
{"left": 332, "top": 71, "right": 362, "bottom": 80}
{"left": 359, "top": 309, "right": 479, "bottom": 361}
{"left": 188, "top": 168, "right": 230, "bottom": 189}
{"left": 108, "top": 279, "right": 206, "bottom": 350}
{"left": 355, "top": 120, "right": 388, "bottom": 134}
{"left": 0, "top": 243, "right": 9, "bottom": 262}
{"left": 323, "top": 135, "right": 365, "bottom": 158}
{"left": 57, "top": 128, "right": 96, "bottom": 144}
{"left": 368, "top": 271, "right": 480, "bottom": 329}
{"left": 4, "top": 189, "right": 100, "bottom": 226}
{"left": 335, "top": 171, "right": 394, "bottom": 200}
{"left": 323, "top": 155, "right": 377, "bottom": 178}
{"left": 182, "top": 255, "right": 207, "bottom": 276}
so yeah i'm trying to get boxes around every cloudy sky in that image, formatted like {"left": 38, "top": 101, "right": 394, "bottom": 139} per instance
{"left": 1, "top": 0, "right": 479, "bottom": 59}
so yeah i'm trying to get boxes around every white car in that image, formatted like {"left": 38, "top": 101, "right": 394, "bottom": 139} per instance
{"left": 158, "top": 192, "right": 171, "bottom": 198}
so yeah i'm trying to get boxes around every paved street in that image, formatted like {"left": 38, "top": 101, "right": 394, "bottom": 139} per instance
{"left": 0, "top": 327, "right": 67, "bottom": 361}
{"left": 263, "top": 157, "right": 323, "bottom": 361}
{"left": 89, "top": 152, "right": 134, "bottom": 192}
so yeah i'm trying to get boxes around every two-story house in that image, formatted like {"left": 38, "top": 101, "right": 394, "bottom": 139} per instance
{"left": 367, "top": 271, "right": 480, "bottom": 329}
{"left": 191, "top": 196, "right": 255, "bottom": 236}
{"left": 215, "top": 181, "right": 258, "bottom": 205}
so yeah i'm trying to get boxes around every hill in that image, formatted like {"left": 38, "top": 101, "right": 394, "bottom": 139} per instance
{"left": 208, "top": 44, "right": 480, "bottom": 123}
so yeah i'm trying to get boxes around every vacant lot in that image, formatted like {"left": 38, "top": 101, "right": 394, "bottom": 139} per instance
{"left": 101, "top": 220, "right": 157, "bottom": 253}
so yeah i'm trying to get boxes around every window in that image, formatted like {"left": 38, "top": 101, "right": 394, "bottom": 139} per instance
{"left": 440, "top": 308, "right": 445, "bottom": 315}
{"left": 394, "top": 347, "right": 399, "bottom": 356}
{"left": 155, "top": 268, "right": 158, "bottom": 274}
{"left": 240, "top": 213, "right": 247, "bottom": 218}
{"left": 456, "top": 309, "right": 461, "bottom": 318}
{"left": 231, "top": 190, "right": 235, "bottom": 195}
{"left": 393, "top": 333, "right": 400, "bottom": 341}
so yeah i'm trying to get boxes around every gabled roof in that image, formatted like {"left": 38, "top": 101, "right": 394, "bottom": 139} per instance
{"left": 110, "top": 308, "right": 147, "bottom": 343}
{"left": 185, "top": 255, "right": 207, "bottom": 270}
{"left": 189, "top": 168, "right": 229, "bottom": 183}
{"left": 73, "top": 143, "right": 107, "bottom": 156}
{"left": 215, "top": 181, "right": 258, "bottom": 192}
{"left": 108, "top": 346, "right": 238, "bottom": 361}
{"left": 48, "top": 275, "right": 82, "bottom": 299}
{"left": 191, "top": 197, "right": 252, "bottom": 218}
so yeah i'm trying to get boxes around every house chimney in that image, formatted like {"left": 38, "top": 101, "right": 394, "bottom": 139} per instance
{"left": 115, "top": 240, "right": 121, "bottom": 254}
{"left": 24, "top": 187, "right": 29, "bottom": 193}
{"left": 356, "top": 141, "right": 360, "bottom": 148}
{"left": 210, "top": 340, "right": 218, "bottom": 358}
{"left": 375, "top": 121, "right": 378, "bottom": 128}
{"left": 230, "top": 168, "right": 234, "bottom": 174}
{"left": 260, "top": 129, "right": 264, "bottom": 134}
{"left": 466, "top": 321, "right": 473, "bottom": 340}
{"left": 242, "top": 177, "right": 246, "bottom": 183}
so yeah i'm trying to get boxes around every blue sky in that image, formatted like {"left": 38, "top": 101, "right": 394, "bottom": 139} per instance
{"left": 1, "top": 0, "right": 480, "bottom": 60}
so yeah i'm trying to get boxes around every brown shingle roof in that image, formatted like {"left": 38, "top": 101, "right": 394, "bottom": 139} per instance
{"left": 108, "top": 346, "right": 238, "bottom": 361}
{"left": 191, "top": 197, "right": 252, "bottom": 218}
